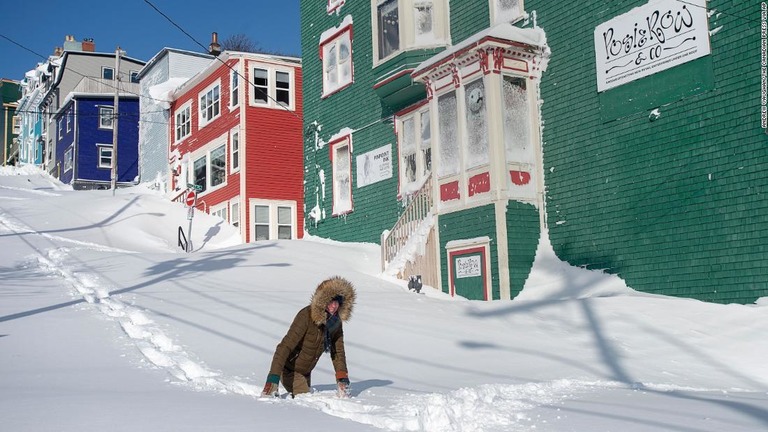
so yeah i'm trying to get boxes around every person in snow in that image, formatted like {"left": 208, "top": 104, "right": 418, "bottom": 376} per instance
{"left": 261, "top": 276, "right": 356, "bottom": 398}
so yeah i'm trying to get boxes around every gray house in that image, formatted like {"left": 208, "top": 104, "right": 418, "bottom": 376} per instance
{"left": 41, "top": 48, "right": 145, "bottom": 176}
{"left": 136, "top": 48, "right": 214, "bottom": 191}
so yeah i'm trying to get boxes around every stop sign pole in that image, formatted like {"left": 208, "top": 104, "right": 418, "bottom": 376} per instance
{"left": 185, "top": 187, "right": 197, "bottom": 252}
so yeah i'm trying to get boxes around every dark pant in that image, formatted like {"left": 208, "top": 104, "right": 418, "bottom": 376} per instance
{"left": 281, "top": 370, "right": 311, "bottom": 396}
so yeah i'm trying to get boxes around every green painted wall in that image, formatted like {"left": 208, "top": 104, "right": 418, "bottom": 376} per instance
{"left": 301, "top": 1, "right": 403, "bottom": 244}
{"left": 438, "top": 205, "right": 500, "bottom": 300}
{"left": 526, "top": 0, "right": 768, "bottom": 304}
{"left": 506, "top": 201, "right": 540, "bottom": 298}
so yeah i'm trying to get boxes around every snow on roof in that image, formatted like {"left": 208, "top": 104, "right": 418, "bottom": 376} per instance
{"left": 413, "top": 23, "right": 547, "bottom": 77}
{"left": 319, "top": 14, "right": 354, "bottom": 45}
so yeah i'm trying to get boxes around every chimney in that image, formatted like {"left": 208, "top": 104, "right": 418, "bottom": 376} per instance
{"left": 209, "top": 32, "right": 221, "bottom": 57}
{"left": 82, "top": 38, "right": 95, "bottom": 52}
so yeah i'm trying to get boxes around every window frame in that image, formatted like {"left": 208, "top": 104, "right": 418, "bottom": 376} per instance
{"left": 63, "top": 146, "right": 73, "bottom": 172}
{"left": 230, "top": 198, "right": 240, "bottom": 228}
{"left": 102, "top": 67, "right": 114, "bottom": 80}
{"left": 371, "top": 0, "right": 450, "bottom": 66}
{"left": 249, "top": 199, "right": 297, "bottom": 241}
{"left": 229, "top": 128, "right": 240, "bottom": 173}
{"left": 249, "top": 65, "right": 296, "bottom": 111}
{"left": 396, "top": 102, "right": 432, "bottom": 196}
{"left": 198, "top": 79, "right": 222, "bottom": 129}
{"left": 320, "top": 22, "right": 354, "bottom": 98}
{"left": 230, "top": 68, "right": 240, "bottom": 109}
{"left": 97, "top": 144, "right": 113, "bottom": 169}
{"left": 188, "top": 136, "right": 228, "bottom": 195}
{"left": 99, "top": 106, "right": 114, "bottom": 130}
{"left": 174, "top": 101, "right": 192, "bottom": 142}
{"left": 129, "top": 71, "right": 140, "bottom": 84}
{"left": 66, "top": 108, "right": 72, "bottom": 132}
{"left": 330, "top": 134, "right": 353, "bottom": 216}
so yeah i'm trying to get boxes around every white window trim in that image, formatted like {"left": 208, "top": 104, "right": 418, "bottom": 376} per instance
{"left": 58, "top": 118, "right": 63, "bottom": 140}
{"left": 230, "top": 197, "right": 241, "bottom": 228}
{"left": 396, "top": 103, "right": 432, "bottom": 197}
{"left": 320, "top": 19, "right": 354, "bottom": 98}
{"left": 249, "top": 199, "right": 297, "bottom": 242}
{"left": 66, "top": 109, "right": 71, "bottom": 132}
{"left": 249, "top": 64, "right": 296, "bottom": 111}
{"left": 64, "top": 147, "right": 73, "bottom": 172}
{"left": 198, "top": 79, "right": 222, "bottom": 129}
{"left": 489, "top": 0, "right": 526, "bottom": 26}
{"left": 229, "top": 127, "right": 240, "bottom": 174}
{"left": 102, "top": 66, "right": 114, "bottom": 80}
{"left": 174, "top": 101, "right": 192, "bottom": 143}
{"left": 230, "top": 68, "right": 240, "bottom": 110}
{"left": 330, "top": 135, "right": 353, "bottom": 216}
{"left": 187, "top": 134, "right": 228, "bottom": 195}
{"left": 210, "top": 202, "right": 228, "bottom": 221}
{"left": 97, "top": 144, "right": 113, "bottom": 169}
{"left": 98, "top": 106, "right": 113, "bottom": 130}
{"left": 371, "top": 0, "right": 450, "bottom": 67}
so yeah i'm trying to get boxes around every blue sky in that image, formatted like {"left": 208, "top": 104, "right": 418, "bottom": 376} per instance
{"left": 0, "top": 0, "right": 300, "bottom": 81}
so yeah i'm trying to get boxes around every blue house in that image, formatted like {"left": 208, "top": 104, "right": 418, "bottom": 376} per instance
{"left": 55, "top": 93, "right": 139, "bottom": 189}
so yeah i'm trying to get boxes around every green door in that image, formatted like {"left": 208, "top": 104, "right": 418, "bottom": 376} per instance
{"left": 451, "top": 249, "right": 487, "bottom": 300}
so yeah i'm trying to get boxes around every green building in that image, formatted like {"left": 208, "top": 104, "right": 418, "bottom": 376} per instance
{"left": 1, "top": 78, "right": 22, "bottom": 165}
{"left": 301, "top": 0, "right": 767, "bottom": 304}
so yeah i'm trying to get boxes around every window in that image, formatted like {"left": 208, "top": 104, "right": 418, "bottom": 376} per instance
{"left": 193, "top": 156, "right": 207, "bottom": 193}
{"left": 230, "top": 199, "right": 240, "bottom": 227}
{"left": 331, "top": 136, "right": 352, "bottom": 215}
{"left": 210, "top": 145, "right": 226, "bottom": 187}
{"left": 102, "top": 67, "right": 114, "bottom": 80}
{"left": 97, "top": 145, "right": 113, "bottom": 169}
{"left": 250, "top": 66, "right": 295, "bottom": 110}
{"left": 321, "top": 23, "right": 353, "bottom": 96}
{"left": 198, "top": 80, "right": 221, "bottom": 128}
{"left": 130, "top": 71, "right": 140, "bottom": 83}
{"left": 230, "top": 69, "right": 239, "bottom": 107}
{"left": 211, "top": 203, "right": 228, "bottom": 221}
{"left": 372, "top": 0, "right": 449, "bottom": 64}
{"left": 277, "top": 206, "right": 293, "bottom": 239}
{"left": 12, "top": 116, "right": 20, "bottom": 134}
{"left": 250, "top": 200, "right": 296, "bottom": 241}
{"left": 490, "top": 0, "right": 525, "bottom": 25}
{"left": 465, "top": 78, "right": 489, "bottom": 169}
{"left": 254, "top": 205, "right": 270, "bottom": 241}
{"left": 174, "top": 103, "right": 191, "bottom": 141}
{"left": 276, "top": 71, "right": 290, "bottom": 107}
{"left": 253, "top": 68, "right": 269, "bottom": 104}
{"left": 66, "top": 109, "right": 71, "bottom": 132}
{"left": 502, "top": 76, "right": 532, "bottom": 163}
{"left": 64, "top": 147, "right": 73, "bottom": 172}
{"left": 99, "top": 107, "right": 114, "bottom": 129}
{"left": 189, "top": 139, "right": 228, "bottom": 193}
{"left": 437, "top": 91, "right": 459, "bottom": 177}
{"left": 58, "top": 119, "right": 63, "bottom": 140}
{"left": 230, "top": 129, "right": 240, "bottom": 173}
{"left": 397, "top": 105, "right": 432, "bottom": 195}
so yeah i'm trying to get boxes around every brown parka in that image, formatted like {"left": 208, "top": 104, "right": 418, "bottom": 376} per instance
{"left": 268, "top": 276, "right": 356, "bottom": 379}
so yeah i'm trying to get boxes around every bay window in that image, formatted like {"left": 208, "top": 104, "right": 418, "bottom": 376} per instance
{"left": 397, "top": 106, "right": 432, "bottom": 195}
{"left": 490, "top": 0, "right": 525, "bottom": 25}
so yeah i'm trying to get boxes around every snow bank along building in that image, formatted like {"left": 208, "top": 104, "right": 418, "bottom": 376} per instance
{"left": 167, "top": 49, "right": 304, "bottom": 244}
{"left": 301, "top": 0, "right": 767, "bottom": 304}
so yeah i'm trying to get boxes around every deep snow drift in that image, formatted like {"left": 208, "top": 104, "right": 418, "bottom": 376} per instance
{"left": 1, "top": 165, "right": 767, "bottom": 432}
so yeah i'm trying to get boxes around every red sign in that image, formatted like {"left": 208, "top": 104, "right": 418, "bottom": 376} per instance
{"left": 185, "top": 190, "right": 196, "bottom": 207}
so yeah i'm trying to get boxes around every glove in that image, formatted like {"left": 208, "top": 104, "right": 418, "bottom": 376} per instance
{"left": 261, "top": 373, "right": 280, "bottom": 397}
{"left": 336, "top": 371, "right": 350, "bottom": 398}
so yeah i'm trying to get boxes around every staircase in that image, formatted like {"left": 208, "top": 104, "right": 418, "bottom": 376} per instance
{"left": 381, "top": 175, "right": 439, "bottom": 289}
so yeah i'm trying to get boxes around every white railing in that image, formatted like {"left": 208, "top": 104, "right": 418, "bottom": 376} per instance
{"left": 381, "top": 175, "right": 438, "bottom": 288}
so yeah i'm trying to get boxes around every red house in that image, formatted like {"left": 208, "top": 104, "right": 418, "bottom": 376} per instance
{"left": 168, "top": 51, "right": 304, "bottom": 242}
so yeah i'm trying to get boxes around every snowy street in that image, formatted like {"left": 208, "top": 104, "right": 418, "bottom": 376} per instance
{"left": 2, "top": 167, "right": 768, "bottom": 431}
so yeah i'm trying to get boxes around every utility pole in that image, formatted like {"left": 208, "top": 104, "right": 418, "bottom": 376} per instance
{"left": 111, "top": 46, "right": 122, "bottom": 195}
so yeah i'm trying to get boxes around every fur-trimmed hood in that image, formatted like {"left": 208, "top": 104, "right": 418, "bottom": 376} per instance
{"left": 309, "top": 276, "right": 356, "bottom": 325}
